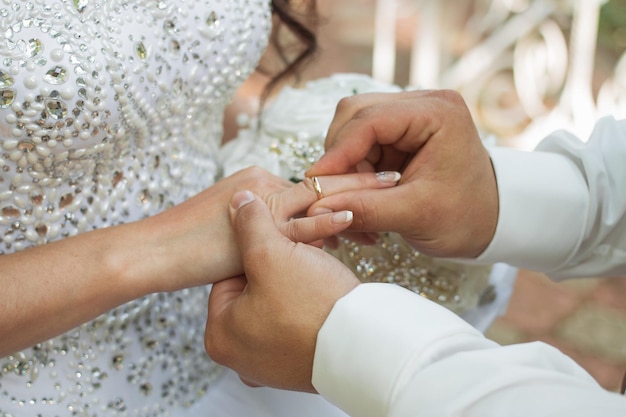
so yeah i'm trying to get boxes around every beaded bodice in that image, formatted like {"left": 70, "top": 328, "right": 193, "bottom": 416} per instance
{"left": 0, "top": 1, "right": 271, "bottom": 416}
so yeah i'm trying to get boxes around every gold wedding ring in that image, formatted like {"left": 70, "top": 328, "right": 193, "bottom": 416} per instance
{"left": 312, "top": 176, "right": 324, "bottom": 200}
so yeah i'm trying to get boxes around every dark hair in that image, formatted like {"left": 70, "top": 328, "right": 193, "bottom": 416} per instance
{"left": 263, "top": 0, "right": 319, "bottom": 100}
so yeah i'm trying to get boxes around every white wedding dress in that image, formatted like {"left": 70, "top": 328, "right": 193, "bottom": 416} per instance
{"left": 0, "top": 1, "right": 515, "bottom": 416}
{"left": 0, "top": 1, "right": 348, "bottom": 416}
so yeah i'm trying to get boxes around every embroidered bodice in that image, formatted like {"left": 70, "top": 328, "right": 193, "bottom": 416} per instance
{"left": 0, "top": 1, "right": 271, "bottom": 416}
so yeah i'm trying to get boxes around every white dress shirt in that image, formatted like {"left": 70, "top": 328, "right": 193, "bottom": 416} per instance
{"left": 480, "top": 116, "right": 626, "bottom": 278}
{"left": 312, "top": 117, "right": 626, "bottom": 416}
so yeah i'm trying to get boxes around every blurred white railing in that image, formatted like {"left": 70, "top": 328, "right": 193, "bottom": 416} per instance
{"left": 373, "top": 0, "right": 626, "bottom": 149}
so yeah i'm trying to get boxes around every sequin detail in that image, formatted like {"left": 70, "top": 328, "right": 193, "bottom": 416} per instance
{"left": 0, "top": 0, "right": 272, "bottom": 416}
{"left": 329, "top": 234, "right": 493, "bottom": 314}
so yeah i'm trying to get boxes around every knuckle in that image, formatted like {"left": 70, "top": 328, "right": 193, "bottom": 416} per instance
{"left": 351, "top": 104, "right": 378, "bottom": 122}
{"left": 424, "top": 88, "right": 459, "bottom": 101}
{"left": 438, "top": 88, "right": 462, "bottom": 101}
{"left": 437, "top": 89, "right": 468, "bottom": 111}
{"left": 335, "top": 95, "right": 360, "bottom": 114}
{"left": 243, "top": 165, "right": 266, "bottom": 178}
{"left": 284, "top": 220, "right": 301, "bottom": 241}
{"left": 300, "top": 177, "right": 315, "bottom": 195}
{"left": 314, "top": 216, "right": 327, "bottom": 237}
{"left": 241, "top": 166, "right": 274, "bottom": 190}
{"left": 283, "top": 217, "right": 329, "bottom": 243}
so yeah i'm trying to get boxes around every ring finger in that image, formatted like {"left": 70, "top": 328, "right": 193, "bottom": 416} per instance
{"left": 272, "top": 171, "right": 401, "bottom": 220}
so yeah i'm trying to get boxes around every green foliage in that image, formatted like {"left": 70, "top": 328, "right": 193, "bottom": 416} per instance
{"left": 599, "top": 0, "right": 626, "bottom": 51}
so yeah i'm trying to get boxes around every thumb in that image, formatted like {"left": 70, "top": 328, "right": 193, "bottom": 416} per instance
{"left": 229, "top": 190, "right": 284, "bottom": 259}
{"left": 309, "top": 185, "right": 419, "bottom": 234}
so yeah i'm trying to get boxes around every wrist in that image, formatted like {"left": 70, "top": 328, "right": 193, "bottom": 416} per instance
{"left": 120, "top": 190, "right": 242, "bottom": 294}
{"left": 98, "top": 221, "right": 165, "bottom": 297}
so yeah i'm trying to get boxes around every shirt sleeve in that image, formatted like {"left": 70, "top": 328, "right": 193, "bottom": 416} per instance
{"left": 312, "top": 283, "right": 626, "bottom": 417}
{"left": 476, "top": 116, "right": 626, "bottom": 279}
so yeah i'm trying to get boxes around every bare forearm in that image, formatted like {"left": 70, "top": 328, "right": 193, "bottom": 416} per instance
{"left": 0, "top": 194, "right": 240, "bottom": 357}
{"left": 0, "top": 166, "right": 377, "bottom": 356}
{"left": 0, "top": 221, "right": 156, "bottom": 356}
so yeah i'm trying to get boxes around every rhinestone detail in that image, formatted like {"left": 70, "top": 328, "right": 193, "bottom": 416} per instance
{"left": 0, "top": 1, "right": 272, "bottom": 416}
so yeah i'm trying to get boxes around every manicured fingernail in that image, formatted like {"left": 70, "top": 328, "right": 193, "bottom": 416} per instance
{"left": 376, "top": 171, "right": 401, "bottom": 183}
{"left": 312, "top": 207, "right": 333, "bottom": 216}
{"left": 231, "top": 190, "right": 255, "bottom": 209}
{"left": 331, "top": 211, "right": 353, "bottom": 224}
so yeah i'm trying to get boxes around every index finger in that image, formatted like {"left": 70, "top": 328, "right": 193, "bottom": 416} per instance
{"left": 308, "top": 90, "right": 441, "bottom": 177}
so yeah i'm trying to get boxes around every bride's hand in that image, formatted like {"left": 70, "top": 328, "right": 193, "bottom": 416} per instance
{"left": 307, "top": 89, "right": 499, "bottom": 259}
{"left": 205, "top": 191, "right": 360, "bottom": 392}
{"left": 137, "top": 166, "right": 399, "bottom": 293}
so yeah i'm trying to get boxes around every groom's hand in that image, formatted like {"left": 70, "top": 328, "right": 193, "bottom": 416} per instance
{"left": 204, "top": 191, "right": 360, "bottom": 392}
{"left": 307, "top": 89, "right": 499, "bottom": 259}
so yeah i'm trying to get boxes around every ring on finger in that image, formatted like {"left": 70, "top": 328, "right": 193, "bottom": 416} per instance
{"left": 312, "top": 176, "right": 324, "bottom": 200}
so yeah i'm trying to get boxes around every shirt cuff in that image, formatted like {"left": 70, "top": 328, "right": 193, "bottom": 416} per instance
{"left": 476, "top": 147, "right": 589, "bottom": 275}
{"left": 311, "top": 283, "right": 488, "bottom": 417}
